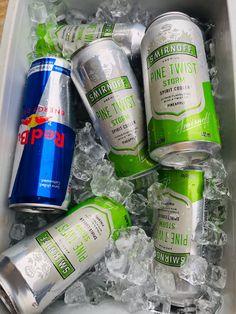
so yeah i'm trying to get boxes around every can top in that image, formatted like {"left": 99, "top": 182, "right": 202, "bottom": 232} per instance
{"left": 30, "top": 56, "right": 71, "bottom": 70}
{"left": 71, "top": 38, "right": 117, "bottom": 60}
{"left": 146, "top": 11, "right": 192, "bottom": 32}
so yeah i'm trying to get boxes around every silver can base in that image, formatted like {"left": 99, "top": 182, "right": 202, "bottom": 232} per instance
{"left": 150, "top": 141, "right": 221, "bottom": 167}
{"left": 9, "top": 203, "right": 67, "bottom": 214}
{"left": 170, "top": 277, "right": 202, "bottom": 307}
{"left": 0, "top": 256, "right": 38, "bottom": 314}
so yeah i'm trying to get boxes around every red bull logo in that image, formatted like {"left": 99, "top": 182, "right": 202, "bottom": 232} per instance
{"left": 21, "top": 113, "right": 52, "bottom": 128}
{"left": 18, "top": 129, "right": 65, "bottom": 148}
{"left": 19, "top": 114, "right": 64, "bottom": 148}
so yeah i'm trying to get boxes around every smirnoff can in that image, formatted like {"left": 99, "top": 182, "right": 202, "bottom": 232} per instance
{"left": 53, "top": 23, "right": 145, "bottom": 61}
{"left": 9, "top": 57, "right": 75, "bottom": 214}
{"left": 71, "top": 38, "right": 156, "bottom": 179}
{"left": 141, "top": 12, "right": 221, "bottom": 167}
{"left": 0, "top": 196, "right": 131, "bottom": 314}
{"left": 153, "top": 168, "right": 205, "bottom": 306}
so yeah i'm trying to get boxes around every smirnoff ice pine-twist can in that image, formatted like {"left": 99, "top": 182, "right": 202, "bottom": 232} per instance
{"left": 38, "top": 23, "right": 145, "bottom": 62}
{"left": 141, "top": 12, "right": 221, "bottom": 167}
{"left": 153, "top": 168, "right": 205, "bottom": 306}
{"left": 9, "top": 57, "right": 75, "bottom": 213}
{"left": 0, "top": 196, "right": 131, "bottom": 314}
{"left": 71, "top": 38, "right": 156, "bottom": 179}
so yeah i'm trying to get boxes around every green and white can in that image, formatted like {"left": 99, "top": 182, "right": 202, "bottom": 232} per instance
{"left": 36, "top": 22, "right": 145, "bottom": 62}
{"left": 153, "top": 168, "right": 204, "bottom": 306}
{"left": 141, "top": 12, "right": 221, "bottom": 167}
{"left": 55, "top": 23, "right": 145, "bottom": 61}
{"left": 0, "top": 196, "right": 131, "bottom": 314}
{"left": 71, "top": 38, "right": 156, "bottom": 179}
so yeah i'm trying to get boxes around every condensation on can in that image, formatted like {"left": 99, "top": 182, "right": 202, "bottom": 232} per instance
{"left": 71, "top": 38, "right": 156, "bottom": 179}
{"left": 141, "top": 12, "right": 221, "bottom": 168}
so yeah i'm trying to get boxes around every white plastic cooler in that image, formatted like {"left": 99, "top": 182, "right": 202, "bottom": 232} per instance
{"left": 0, "top": 0, "right": 236, "bottom": 313}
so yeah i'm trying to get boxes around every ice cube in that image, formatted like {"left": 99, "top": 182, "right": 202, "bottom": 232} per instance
{"left": 196, "top": 221, "right": 227, "bottom": 246}
{"left": 95, "top": 176, "right": 134, "bottom": 204}
{"left": 205, "top": 198, "right": 227, "bottom": 226}
{"left": 15, "top": 212, "right": 47, "bottom": 235}
{"left": 90, "top": 160, "right": 115, "bottom": 195}
{"left": 203, "top": 158, "right": 229, "bottom": 200}
{"left": 129, "top": 4, "right": 152, "bottom": 26}
{"left": 72, "top": 125, "right": 106, "bottom": 183}
{"left": 75, "top": 123, "right": 97, "bottom": 153}
{"left": 121, "top": 285, "right": 147, "bottom": 312}
{"left": 147, "top": 181, "right": 166, "bottom": 210}
{"left": 205, "top": 38, "right": 215, "bottom": 54}
{"left": 47, "top": 0, "right": 68, "bottom": 22}
{"left": 71, "top": 177, "right": 93, "bottom": 204}
{"left": 72, "top": 151, "right": 95, "bottom": 181}
{"left": 195, "top": 287, "right": 222, "bottom": 314}
{"left": 9, "top": 223, "right": 26, "bottom": 242}
{"left": 64, "top": 281, "right": 89, "bottom": 305}
{"left": 89, "top": 143, "right": 106, "bottom": 160}
{"left": 95, "top": 0, "right": 132, "bottom": 22}
{"left": 80, "top": 271, "right": 107, "bottom": 305}
{"left": 206, "top": 265, "right": 227, "bottom": 289}
{"left": 124, "top": 193, "right": 152, "bottom": 234}
{"left": 106, "top": 278, "right": 131, "bottom": 301}
{"left": 66, "top": 10, "right": 88, "bottom": 24}
{"left": 132, "top": 170, "right": 158, "bottom": 191}
{"left": 28, "top": 1, "right": 48, "bottom": 24}
{"left": 125, "top": 193, "right": 148, "bottom": 215}
{"left": 145, "top": 295, "right": 171, "bottom": 314}
{"left": 105, "top": 177, "right": 134, "bottom": 204}
{"left": 211, "top": 76, "right": 220, "bottom": 97}
{"left": 119, "top": 227, "right": 155, "bottom": 261}
{"left": 153, "top": 264, "right": 176, "bottom": 294}
{"left": 209, "top": 66, "right": 217, "bottom": 78}
{"left": 62, "top": 41, "right": 79, "bottom": 59}
{"left": 126, "top": 260, "right": 150, "bottom": 285}
{"left": 105, "top": 242, "right": 129, "bottom": 279}
{"left": 129, "top": 214, "right": 152, "bottom": 236}
{"left": 202, "top": 245, "right": 223, "bottom": 264}
{"left": 179, "top": 256, "right": 208, "bottom": 286}
{"left": 105, "top": 227, "right": 155, "bottom": 279}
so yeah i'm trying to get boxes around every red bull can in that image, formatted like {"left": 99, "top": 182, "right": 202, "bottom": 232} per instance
{"left": 9, "top": 57, "right": 75, "bottom": 213}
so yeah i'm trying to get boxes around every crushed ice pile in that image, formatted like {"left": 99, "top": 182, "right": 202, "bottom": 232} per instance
{"left": 62, "top": 122, "right": 229, "bottom": 314}
{"left": 8, "top": 0, "right": 228, "bottom": 313}
{"left": 10, "top": 122, "right": 228, "bottom": 313}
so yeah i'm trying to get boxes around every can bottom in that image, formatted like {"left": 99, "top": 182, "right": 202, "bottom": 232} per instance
{"left": 170, "top": 277, "right": 203, "bottom": 307}
{"left": 9, "top": 203, "right": 67, "bottom": 214}
{"left": 0, "top": 284, "right": 17, "bottom": 314}
{"left": 150, "top": 141, "right": 221, "bottom": 167}
{"left": 0, "top": 256, "right": 38, "bottom": 314}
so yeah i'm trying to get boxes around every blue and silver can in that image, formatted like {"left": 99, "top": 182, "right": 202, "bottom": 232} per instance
{"left": 9, "top": 57, "right": 75, "bottom": 213}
